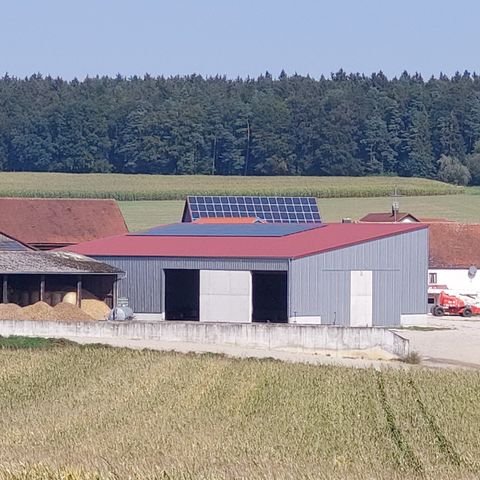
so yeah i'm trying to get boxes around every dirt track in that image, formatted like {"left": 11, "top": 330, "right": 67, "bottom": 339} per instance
{"left": 394, "top": 316, "right": 480, "bottom": 369}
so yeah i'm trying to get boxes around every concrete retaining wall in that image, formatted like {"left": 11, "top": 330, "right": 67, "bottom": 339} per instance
{"left": 0, "top": 320, "right": 409, "bottom": 357}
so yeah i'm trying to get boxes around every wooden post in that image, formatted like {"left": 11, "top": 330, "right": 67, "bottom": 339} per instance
{"left": 112, "top": 277, "right": 118, "bottom": 309}
{"left": 76, "top": 276, "right": 82, "bottom": 308}
{"left": 40, "top": 275, "right": 45, "bottom": 302}
{"left": 2, "top": 275, "right": 7, "bottom": 304}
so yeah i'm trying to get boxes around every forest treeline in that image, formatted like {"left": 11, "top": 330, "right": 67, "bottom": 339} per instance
{"left": 1, "top": 70, "right": 480, "bottom": 184}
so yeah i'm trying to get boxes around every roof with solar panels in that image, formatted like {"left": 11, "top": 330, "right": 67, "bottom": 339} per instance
{"left": 182, "top": 196, "right": 322, "bottom": 223}
{"left": 62, "top": 193, "right": 427, "bottom": 259}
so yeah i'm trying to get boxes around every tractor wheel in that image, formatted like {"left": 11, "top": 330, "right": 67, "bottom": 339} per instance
{"left": 462, "top": 307, "right": 473, "bottom": 318}
{"left": 432, "top": 305, "right": 444, "bottom": 317}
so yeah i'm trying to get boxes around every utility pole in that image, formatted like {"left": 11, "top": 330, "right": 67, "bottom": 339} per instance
{"left": 244, "top": 118, "right": 250, "bottom": 176}
{"left": 390, "top": 186, "right": 401, "bottom": 222}
{"left": 212, "top": 136, "right": 217, "bottom": 175}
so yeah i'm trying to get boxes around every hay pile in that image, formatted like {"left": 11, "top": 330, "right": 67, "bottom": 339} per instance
{"left": 20, "top": 301, "right": 54, "bottom": 321}
{"left": 53, "top": 302, "right": 95, "bottom": 322}
{"left": 0, "top": 301, "right": 95, "bottom": 322}
{"left": 80, "top": 299, "right": 111, "bottom": 320}
{"left": 0, "top": 303, "right": 22, "bottom": 320}
{"left": 62, "top": 290, "right": 111, "bottom": 320}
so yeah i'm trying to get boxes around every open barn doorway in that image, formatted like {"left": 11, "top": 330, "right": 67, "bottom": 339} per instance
{"left": 252, "top": 271, "right": 288, "bottom": 323}
{"left": 164, "top": 269, "right": 200, "bottom": 320}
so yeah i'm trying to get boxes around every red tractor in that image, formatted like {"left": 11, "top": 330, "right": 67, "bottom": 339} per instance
{"left": 431, "top": 290, "right": 480, "bottom": 318}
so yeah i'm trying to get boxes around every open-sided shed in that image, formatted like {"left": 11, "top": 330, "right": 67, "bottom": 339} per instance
{"left": 0, "top": 250, "right": 123, "bottom": 308}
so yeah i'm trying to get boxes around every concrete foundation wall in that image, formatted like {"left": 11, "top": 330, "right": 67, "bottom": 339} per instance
{"left": 289, "top": 315, "right": 322, "bottom": 325}
{"left": 200, "top": 270, "right": 252, "bottom": 322}
{"left": 0, "top": 320, "right": 409, "bottom": 357}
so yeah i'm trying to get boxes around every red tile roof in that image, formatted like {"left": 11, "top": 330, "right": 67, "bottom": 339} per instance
{"left": 428, "top": 223, "right": 480, "bottom": 268}
{"left": 359, "top": 212, "right": 420, "bottom": 223}
{"left": 0, "top": 198, "right": 128, "bottom": 249}
{"left": 63, "top": 223, "right": 427, "bottom": 260}
{"left": 420, "top": 217, "right": 454, "bottom": 223}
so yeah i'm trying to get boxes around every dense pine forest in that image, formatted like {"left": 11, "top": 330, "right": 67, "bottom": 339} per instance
{"left": 1, "top": 71, "right": 480, "bottom": 184}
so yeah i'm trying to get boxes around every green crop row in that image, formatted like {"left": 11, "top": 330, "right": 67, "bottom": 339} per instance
{"left": 0, "top": 172, "right": 462, "bottom": 200}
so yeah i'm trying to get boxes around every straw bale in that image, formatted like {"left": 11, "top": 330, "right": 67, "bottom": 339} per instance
{"left": 51, "top": 291, "right": 63, "bottom": 306}
{"left": 63, "top": 289, "right": 98, "bottom": 305}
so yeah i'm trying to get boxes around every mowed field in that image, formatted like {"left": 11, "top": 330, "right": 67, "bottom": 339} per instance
{"left": 120, "top": 194, "right": 480, "bottom": 231}
{"left": 0, "top": 344, "right": 479, "bottom": 480}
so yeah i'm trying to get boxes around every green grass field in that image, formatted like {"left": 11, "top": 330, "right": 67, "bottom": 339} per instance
{"left": 0, "top": 344, "right": 479, "bottom": 479}
{"left": 0, "top": 171, "right": 475, "bottom": 229}
{"left": 120, "top": 194, "right": 480, "bottom": 231}
{"left": 0, "top": 172, "right": 461, "bottom": 200}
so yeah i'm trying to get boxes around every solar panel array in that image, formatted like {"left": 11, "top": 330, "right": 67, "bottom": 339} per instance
{"left": 183, "top": 196, "right": 321, "bottom": 223}
{"left": 134, "top": 223, "right": 323, "bottom": 237}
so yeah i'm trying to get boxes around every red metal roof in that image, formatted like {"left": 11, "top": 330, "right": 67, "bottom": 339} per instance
{"left": 359, "top": 212, "right": 420, "bottom": 223}
{"left": 428, "top": 222, "right": 480, "bottom": 268}
{"left": 63, "top": 223, "right": 427, "bottom": 260}
{"left": 0, "top": 198, "right": 128, "bottom": 248}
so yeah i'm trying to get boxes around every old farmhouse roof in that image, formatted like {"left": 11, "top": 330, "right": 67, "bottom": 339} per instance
{"left": 0, "top": 251, "right": 122, "bottom": 275}
{"left": 0, "top": 198, "right": 128, "bottom": 249}
{"left": 428, "top": 223, "right": 480, "bottom": 269}
{"left": 63, "top": 222, "right": 427, "bottom": 260}
{"left": 359, "top": 212, "right": 420, "bottom": 223}
{"left": 0, "top": 231, "right": 33, "bottom": 252}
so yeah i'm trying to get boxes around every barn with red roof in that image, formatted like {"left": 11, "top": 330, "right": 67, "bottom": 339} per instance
{"left": 0, "top": 198, "right": 128, "bottom": 250}
{"left": 63, "top": 220, "right": 428, "bottom": 327}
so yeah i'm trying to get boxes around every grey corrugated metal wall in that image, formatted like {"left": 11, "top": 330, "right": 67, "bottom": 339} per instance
{"left": 289, "top": 229, "right": 428, "bottom": 326}
{"left": 94, "top": 256, "right": 288, "bottom": 313}
{"left": 95, "top": 229, "right": 427, "bottom": 323}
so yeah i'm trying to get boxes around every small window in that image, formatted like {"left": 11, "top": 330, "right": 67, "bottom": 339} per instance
{"left": 429, "top": 273, "right": 437, "bottom": 284}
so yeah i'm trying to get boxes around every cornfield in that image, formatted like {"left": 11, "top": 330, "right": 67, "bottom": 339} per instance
{"left": 0, "top": 172, "right": 461, "bottom": 200}
{"left": 0, "top": 345, "right": 479, "bottom": 479}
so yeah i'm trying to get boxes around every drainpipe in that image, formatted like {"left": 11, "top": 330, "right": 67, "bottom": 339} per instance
{"left": 287, "top": 258, "right": 292, "bottom": 323}
{"left": 76, "top": 275, "right": 82, "bottom": 308}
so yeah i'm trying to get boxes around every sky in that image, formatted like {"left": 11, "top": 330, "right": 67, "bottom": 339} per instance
{"left": 1, "top": 0, "right": 479, "bottom": 80}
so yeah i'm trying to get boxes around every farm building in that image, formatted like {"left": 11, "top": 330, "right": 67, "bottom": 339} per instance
{"left": 0, "top": 232, "right": 123, "bottom": 309}
{"left": 359, "top": 211, "right": 420, "bottom": 223}
{"left": 359, "top": 211, "right": 451, "bottom": 224}
{"left": 181, "top": 195, "right": 322, "bottom": 223}
{"left": 64, "top": 222, "right": 428, "bottom": 327}
{"left": 428, "top": 223, "right": 480, "bottom": 297}
{"left": 0, "top": 198, "right": 128, "bottom": 250}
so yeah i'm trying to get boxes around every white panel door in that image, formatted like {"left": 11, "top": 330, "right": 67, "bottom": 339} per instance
{"left": 200, "top": 270, "right": 252, "bottom": 323}
{"left": 350, "top": 271, "right": 373, "bottom": 327}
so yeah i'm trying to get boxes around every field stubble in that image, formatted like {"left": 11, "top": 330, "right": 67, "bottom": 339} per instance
{"left": 0, "top": 346, "right": 480, "bottom": 479}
